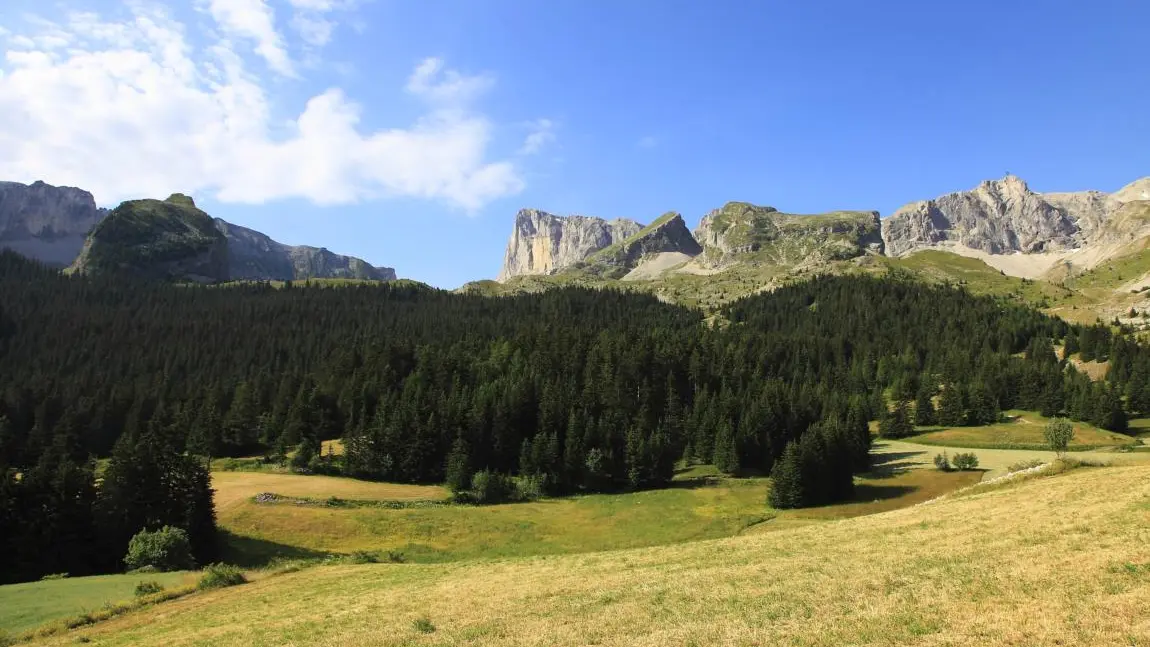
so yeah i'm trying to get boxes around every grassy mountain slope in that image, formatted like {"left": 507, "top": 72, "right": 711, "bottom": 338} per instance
{"left": 67, "top": 194, "right": 228, "bottom": 282}
{"left": 35, "top": 464, "right": 1150, "bottom": 646}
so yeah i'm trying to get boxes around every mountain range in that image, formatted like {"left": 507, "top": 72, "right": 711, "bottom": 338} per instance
{"left": 0, "top": 181, "right": 396, "bottom": 282}
{"left": 5, "top": 174, "right": 1150, "bottom": 323}
{"left": 473, "top": 174, "right": 1150, "bottom": 322}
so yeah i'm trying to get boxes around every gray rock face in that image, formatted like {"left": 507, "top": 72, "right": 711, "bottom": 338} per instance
{"left": 498, "top": 209, "right": 642, "bottom": 280}
{"left": 215, "top": 219, "right": 395, "bottom": 282}
{"left": 585, "top": 212, "right": 703, "bottom": 273}
{"left": 0, "top": 180, "right": 108, "bottom": 266}
{"left": 882, "top": 175, "right": 1150, "bottom": 257}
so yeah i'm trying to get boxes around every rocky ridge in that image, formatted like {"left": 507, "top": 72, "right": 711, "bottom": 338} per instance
{"left": 881, "top": 175, "right": 1150, "bottom": 258}
{"left": 216, "top": 219, "right": 396, "bottom": 282}
{"left": 0, "top": 180, "right": 107, "bottom": 266}
{"left": 0, "top": 180, "right": 395, "bottom": 282}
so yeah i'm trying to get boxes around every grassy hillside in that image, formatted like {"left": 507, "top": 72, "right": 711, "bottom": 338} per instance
{"left": 33, "top": 464, "right": 1150, "bottom": 646}
{"left": 909, "top": 410, "right": 1139, "bottom": 451}
{"left": 0, "top": 571, "right": 195, "bottom": 635}
{"left": 211, "top": 465, "right": 977, "bottom": 567}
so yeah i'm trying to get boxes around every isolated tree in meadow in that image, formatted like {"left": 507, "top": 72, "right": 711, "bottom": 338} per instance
{"left": 1043, "top": 417, "right": 1074, "bottom": 456}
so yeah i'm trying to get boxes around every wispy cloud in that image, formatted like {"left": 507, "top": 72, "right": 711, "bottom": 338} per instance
{"left": 0, "top": 2, "right": 530, "bottom": 212}
{"left": 519, "top": 118, "right": 556, "bottom": 155}
{"left": 406, "top": 57, "right": 496, "bottom": 106}
{"left": 203, "top": 0, "right": 294, "bottom": 76}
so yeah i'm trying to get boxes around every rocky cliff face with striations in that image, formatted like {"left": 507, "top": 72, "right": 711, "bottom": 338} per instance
{"left": 69, "top": 194, "right": 229, "bottom": 282}
{"left": 882, "top": 175, "right": 1150, "bottom": 257}
{"left": 0, "top": 180, "right": 108, "bottom": 266}
{"left": 215, "top": 219, "right": 396, "bottom": 281}
{"left": 586, "top": 212, "right": 702, "bottom": 269}
{"left": 694, "top": 202, "right": 883, "bottom": 266}
{"left": 498, "top": 209, "right": 642, "bottom": 280}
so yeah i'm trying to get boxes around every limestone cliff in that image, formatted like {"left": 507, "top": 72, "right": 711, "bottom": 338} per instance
{"left": 69, "top": 194, "right": 229, "bottom": 282}
{"left": 694, "top": 202, "right": 883, "bottom": 266}
{"left": 882, "top": 175, "right": 1150, "bottom": 257}
{"left": 0, "top": 180, "right": 108, "bottom": 266}
{"left": 215, "top": 219, "right": 396, "bottom": 281}
{"left": 498, "top": 209, "right": 642, "bottom": 280}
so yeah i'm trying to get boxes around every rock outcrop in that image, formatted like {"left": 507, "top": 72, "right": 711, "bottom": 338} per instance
{"left": 584, "top": 212, "right": 702, "bottom": 272}
{"left": 498, "top": 209, "right": 642, "bottom": 280}
{"left": 69, "top": 194, "right": 229, "bottom": 282}
{"left": 215, "top": 219, "right": 395, "bottom": 281}
{"left": 694, "top": 202, "right": 883, "bottom": 266}
{"left": 0, "top": 180, "right": 108, "bottom": 266}
{"left": 882, "top": 175, "right": 1150, "bottom": 257}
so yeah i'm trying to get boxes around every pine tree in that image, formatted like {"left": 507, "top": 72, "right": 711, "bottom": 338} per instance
{"left": 444, "top": 435, "right": 471, "bottom": 493}
{"left": 914, "top": 384, "right": 936, "bottom": 426}
{"left": 937, "top": 384, "right": 965, "bottom": 427}
{"left": 712, "top": 421, "right": 739, "bottom": 474}
{"left": 767, "top": 442, "right": 804, "bottom": 509}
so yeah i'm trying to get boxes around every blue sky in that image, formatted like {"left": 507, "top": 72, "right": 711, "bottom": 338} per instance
{"left": 0, "top": 1, "right": 1146, "bottom": 287}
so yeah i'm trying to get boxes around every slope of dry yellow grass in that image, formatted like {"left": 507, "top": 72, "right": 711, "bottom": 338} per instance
{"left": 35, "top": 464, "right": 1150, "bottom": 646}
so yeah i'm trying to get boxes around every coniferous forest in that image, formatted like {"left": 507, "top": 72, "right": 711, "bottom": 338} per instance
{"left": 2, "top": 249, "right": 1148, "bottom": 582}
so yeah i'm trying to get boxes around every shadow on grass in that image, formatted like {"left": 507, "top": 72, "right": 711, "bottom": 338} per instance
{"left": 867, "top": 448, "right": 928, "bottom": 477}
{"left": 217, "top": 529, "right": 331, "bottom": 568}
{"left": 849, "top": 482, "right": 917, "bottom": 503}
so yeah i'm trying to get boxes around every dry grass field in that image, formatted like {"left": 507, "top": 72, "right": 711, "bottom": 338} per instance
{"left": 909, "top": 410, "right": 1138, "bottom": 451}
{"left": 33, "top": 463, "right": 1150, "bottom": 646}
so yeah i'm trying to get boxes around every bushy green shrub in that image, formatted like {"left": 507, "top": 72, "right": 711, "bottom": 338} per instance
{"left": 124, "top": 526, "right": 194, "bottom": 572}
{"left": 134, "top": 580, "right": 165, "bottom": 597}
{"left": 467, "top": 470, "right": 516, "bottom": 504}
{"left": 197, "top": 563, "right": 246, "bottom": 590}
{"left": 385, "top": 550, "right": 406, "bottom": 564}
{"left": 349, "top": 551, "right": 379, "bottom": 564}
{"left": 39, "top": 572, "right": 69, "bottom": 581}
{"left": 952, "top": 452, "right": 980, "bottom": 471}
{"left": 933, "top": 452, "right": 951, "bottom": 471}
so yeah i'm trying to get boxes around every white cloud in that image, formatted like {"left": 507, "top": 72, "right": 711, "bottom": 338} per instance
{"left": 406, "top": 57, "right": 495, "bottom": 106}
{"left": 519, "top": 118, "right": 555, "bottom": 155}
{"left": 203, "top": 0, "right": 294, "bottom": 76}
{"left": 291, "top": 13, "right": 333, "bottom": 46}
{"left": 0, "top": 3, "right": 526, "bottom": 212}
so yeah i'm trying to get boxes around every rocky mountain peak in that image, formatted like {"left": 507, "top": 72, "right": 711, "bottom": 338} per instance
{"left": 498, "top": 209, "right": 643, "bottom": 280}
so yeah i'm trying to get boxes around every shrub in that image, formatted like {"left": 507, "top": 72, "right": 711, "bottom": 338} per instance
{"left": 134, "top": 580, "right": 165, "bottom": 597}
{"left": 412, "top": 617, "right": 435, "bottom": 634}
{"left": 349, "top": 551, "right": 379, "bottom": 564}
{"left": 514, "top": 474, "right": 546, "bottom": 501}
{"left": 468, "top": 470, "right": 516, "bottom": 504}
{"left": 124, "top": 526, "right": 194, "bottom": 572}
{"left": 933, "top": 452, "right": 951, "bottom": 471}
{"left": 197, "top": 563, "right": 246, "bottom": 590}
{"left": 385, "top": 550, "right": 406, "bottom": 564}
{"left": 951, "top": 452, "right": 980, "bottom": 471}
{"left": 39, "top": 572, "right": 69, "bottom": 581}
